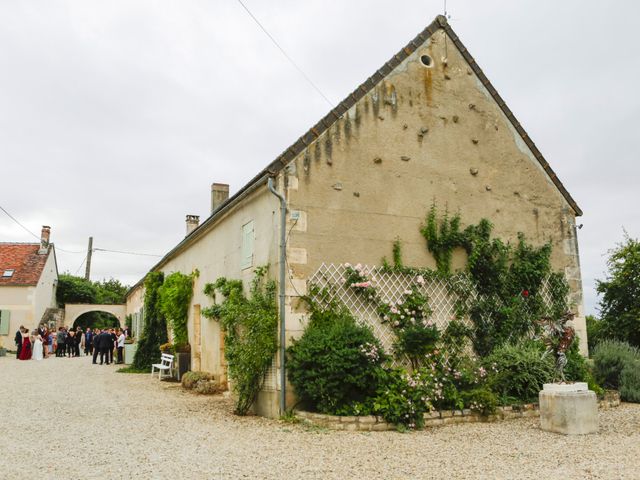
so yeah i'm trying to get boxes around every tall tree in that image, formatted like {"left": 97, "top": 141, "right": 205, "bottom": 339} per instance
{"left": 596, "top": 234, "right": 640, "bottom": 347}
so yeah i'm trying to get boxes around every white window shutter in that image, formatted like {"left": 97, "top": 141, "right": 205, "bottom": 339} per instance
{"left": 0, "top": 310, "right": 10, "bottom": 335}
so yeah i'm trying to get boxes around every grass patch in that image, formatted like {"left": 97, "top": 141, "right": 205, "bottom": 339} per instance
{"left": 116, "top": 365, "right": 149, "bottom": 374}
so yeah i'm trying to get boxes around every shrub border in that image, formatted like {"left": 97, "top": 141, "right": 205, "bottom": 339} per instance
{"left": 295, "top": 391, "right": 620, "bottom": 431}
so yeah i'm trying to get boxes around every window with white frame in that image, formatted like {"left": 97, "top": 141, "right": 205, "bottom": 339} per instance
{"left": 241, "top": 221, "right": 254, "bottom": 269}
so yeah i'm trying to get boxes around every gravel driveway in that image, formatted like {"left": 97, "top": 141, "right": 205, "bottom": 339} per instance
{"left": 1, "top": 355, "right": 638, "bottom": 479}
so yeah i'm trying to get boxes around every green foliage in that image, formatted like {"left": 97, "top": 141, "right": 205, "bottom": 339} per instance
{"left": 158, "top": 271, "right": 196, "bottom": 347}
{"left": 421, "top": 205, "right": 464, "bottom": 275}
{"left": 133, "top": 271, "right": 168, "bottom": 370}
{"left": 94, "top": 278, "right": 129, "bottom": 304}
{"left": 596, "top": 234, "right": 640, "bottom": 347}
{"left": 461, "top": 387, "right": 498, "bottom": 416}
{"left": 372, "top": 368, "right": 436, "bottom": 429}
{"left": 116, "top": 366, "right": 148, "bottom": 374}
{"left": 586, "top": 315, "right": 604, "bottom": 355}
{"left": 125, "top": 314, "right": 133, "bottom": 332}
{"left": 563, "top": 338, "right": 589, "bottom": 383}
{"left": 392, "top": 238, "right": 403, "bottom": 268}
{"left": 484, "top": 342, "right": 554, "bottom": 403}
{"left": 619, "top": 360, "right": 640, "bottom": 402}
{"left": 57, "top": 274, "right": 98, "bottom": 305}
{"left": 592, "top": 340, "right": 640, "bottom": 390}
{"left": 202, "top": 267, "right": 277, "bottom": 415}
{"left": 378, "top": 286, "right": 437, "bottom": 369}
{"left": 287, "top": 299, "right": 386, "bottom": 415}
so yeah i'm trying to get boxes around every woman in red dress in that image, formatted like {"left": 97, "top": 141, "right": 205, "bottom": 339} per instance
{"left": 18, "top": 327, "right": 32, "bottom": 360}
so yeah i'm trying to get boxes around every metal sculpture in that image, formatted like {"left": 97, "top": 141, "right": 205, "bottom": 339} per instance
{"left": 539, "top": 311, "right": 575, "bottom": 383}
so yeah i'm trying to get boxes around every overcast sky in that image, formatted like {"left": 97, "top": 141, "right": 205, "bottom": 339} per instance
{"left": 1, "top": 1, "right": 638, "bottom": 315}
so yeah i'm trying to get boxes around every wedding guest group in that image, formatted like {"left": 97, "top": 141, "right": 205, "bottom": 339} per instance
{"left": 14, "top": 324, "right": 130, "bottom": 364}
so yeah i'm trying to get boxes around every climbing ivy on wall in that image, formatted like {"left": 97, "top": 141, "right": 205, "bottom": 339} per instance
{"left": 133, "top": 271, "right": 168, "bottom": 370}
{"left": 392, "top": 205, "right": 570, "bottom": 357}
{"left": 158, "top": 270, "right": 198, "bottom": 349}
{"left": 202, "top": 266, "right": 278, "bottom": 416}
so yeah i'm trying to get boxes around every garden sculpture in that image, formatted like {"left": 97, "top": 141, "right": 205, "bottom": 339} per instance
{"left": 539, "top": 311, "right": 576, "bottom": 383}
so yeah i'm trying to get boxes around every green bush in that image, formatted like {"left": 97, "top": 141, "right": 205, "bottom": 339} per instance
{"left": 372, "top": 368, "right": 435, "bottom": 429}
{"left": 592, "top": 340, "right": 640, "bottom": 390}
{"left": 133, "top": 271, "right": 168, "bottom": 370}
{"left": 620, "top": 361, "right": 640, "bottom": 402}
{"left": 182, "top": 371, "right": 214, "bottom": 390}
{"left": 461, "top": 387, "right": 498, "bottom": 416}
{"left": 563, "top": 338, "right": 589, "bottom": 382}
{"left": 485, "top": 342, "right": 554, "bottom": 403}
{"left": 287, "top": 303, "right": 387, "bottom": 415}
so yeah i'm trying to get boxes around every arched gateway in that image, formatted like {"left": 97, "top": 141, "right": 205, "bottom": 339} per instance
{"left": 64, "top": 304, "right": 126, "bottom": 327}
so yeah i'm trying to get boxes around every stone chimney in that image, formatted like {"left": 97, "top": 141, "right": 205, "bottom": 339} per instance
{"left": 185, "top": 215, "right": 200, "bottom": 236}
{"left": 211, "top": 183, "right": 230, "bottom": 214}
{"left": 38, "top": 226, "right": 51, "bottom": 254}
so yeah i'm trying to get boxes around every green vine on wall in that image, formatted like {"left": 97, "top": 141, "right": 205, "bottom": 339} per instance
{"left": 133, "top": 271, "right": 169, "bottom": 370}
{"left": 159, "top": 270, "right": 198, "bottom": 349}
{"left": 202, "top": 266, "right": 278, "bottom": 415}
{"left": 420, "top": 205, "right": 465, "bottom": 275}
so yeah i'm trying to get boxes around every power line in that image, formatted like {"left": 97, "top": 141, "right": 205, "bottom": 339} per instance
{"left": 0, "top": 204, "right": 40, "bottom": 240}
{"left": 235, "top": 0, "right": 334, "bottom": 108}
{"left": 75, "top": 254, "right": 88, "bottom": 275}
{"left": 93, "top": 248, "right": 163, "bottom": 258}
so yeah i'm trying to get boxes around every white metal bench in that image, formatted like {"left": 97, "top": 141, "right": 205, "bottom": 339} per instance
{"left": 151, "top": 353, "right": 175, "bottom": 379}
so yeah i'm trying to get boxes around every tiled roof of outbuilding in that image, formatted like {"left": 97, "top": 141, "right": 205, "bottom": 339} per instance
{"left": 0, "top": 243, "right": 49, "bottom": 286}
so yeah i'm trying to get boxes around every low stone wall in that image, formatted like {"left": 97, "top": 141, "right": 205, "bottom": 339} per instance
{"left": 296, "top": 393, "right": 621, "bottom": 432}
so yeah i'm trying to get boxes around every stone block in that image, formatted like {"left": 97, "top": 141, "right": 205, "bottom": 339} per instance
{"left": 425, "top": 418, "right": 444, "bottom": 427}
{"left": 344, "top": 423, "right": 358, "bottom": 431}
{"left": 358, "top": 416, "right": 377, "bottom": 425}
{"left": 339, "top": 416, "right": 357, "bottom": 423}
{"left": 539, "top": 383, "right": 598, "bottom": 435}
{"left": 372, "top": 423, "right": 391, "bottom": 431}
{"left": 440, "top": 410, "right": 453, "bottom": 418}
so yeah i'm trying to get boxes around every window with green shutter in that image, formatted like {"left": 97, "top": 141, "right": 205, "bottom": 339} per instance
{"left": 241, "top": 221, "right": 254, "bottom": 269}
{"left": 0, "top": 310, "right": 11, "bottom": 335}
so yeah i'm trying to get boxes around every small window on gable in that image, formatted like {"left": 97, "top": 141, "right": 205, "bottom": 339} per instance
{"left": 2, "top": 270, "right": 14, "bottom": 278}
{"left": 241, "top": 221, "right": 254, "bottom": 270}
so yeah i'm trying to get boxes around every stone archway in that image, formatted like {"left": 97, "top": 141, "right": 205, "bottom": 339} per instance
{"left": 64, "top": 304, "right": 126, "bottom": 328}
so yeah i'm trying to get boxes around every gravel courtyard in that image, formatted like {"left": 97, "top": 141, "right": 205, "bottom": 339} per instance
{"left": 1, "top": 355, "right": 638, "bottom": 479}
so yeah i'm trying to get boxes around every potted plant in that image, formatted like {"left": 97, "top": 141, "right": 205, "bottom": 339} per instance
{"left": 173, "top": 343, "right": 191, "bottom": 381}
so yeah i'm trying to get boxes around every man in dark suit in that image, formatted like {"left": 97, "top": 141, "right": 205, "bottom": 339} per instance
{"left": 15, "top": 326, "right": 23, "bottom": 358}
{"left": 98, "top": 329, "right": 112, "bottom": 365}
{"left": 108, "top": 328, "right": 117, "bottom": 364}
{"left": 92, "top": 329, "right": 101, "bottom": 364}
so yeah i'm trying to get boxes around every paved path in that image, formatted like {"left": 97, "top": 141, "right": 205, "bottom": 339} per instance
{"left": 1, "top": 354, "right": 639, "bottom": 479}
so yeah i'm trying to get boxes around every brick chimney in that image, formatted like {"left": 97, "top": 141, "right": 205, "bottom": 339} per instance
{"left": 38, "top": 226, "right": 51, "bottom": 254}
{"left": 185, "top": 215, "right": 200, "bottom": 236}
{"left": 211, "top": 183, "right": 229, "bottom": 214}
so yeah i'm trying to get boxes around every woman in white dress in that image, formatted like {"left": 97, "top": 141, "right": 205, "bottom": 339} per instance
{"left": 32, "top": 330, "right": 44, "bottom": 361}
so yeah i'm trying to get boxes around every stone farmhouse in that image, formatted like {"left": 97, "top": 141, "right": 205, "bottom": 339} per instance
{"left": 0, "top": 227, "right": 59, "bottom": 344}
{"left": 126, "top": 16, "right": 585, "bottom": 417}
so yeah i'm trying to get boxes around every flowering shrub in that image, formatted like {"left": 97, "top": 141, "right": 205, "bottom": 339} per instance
{"left": 287, "top": 299, "right": 387, "bottom": 414}
{"left": 344, "top": 264, "right": 378, "bottom": 301}
{"left": 378, "top": 284, "right": 437, "bottom": 369}
{"left": 372, "top": 367, "right": 442, "bottom": 429}
{"left": 461, "top": 387, "right": 498, "bottom": 416}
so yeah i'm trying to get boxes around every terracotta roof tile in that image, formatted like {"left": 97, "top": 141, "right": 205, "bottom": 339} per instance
{"left": 0, "top": 243, "right": 49, "bottom": 286}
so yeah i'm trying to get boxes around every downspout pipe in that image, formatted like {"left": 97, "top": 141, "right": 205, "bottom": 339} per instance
{"left": 267, "top": 176, "right": 287, "bottom": 414}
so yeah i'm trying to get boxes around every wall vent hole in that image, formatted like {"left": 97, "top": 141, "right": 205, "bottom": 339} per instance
{"left": 420, "top": 55, "right": 433, "bottom": 67}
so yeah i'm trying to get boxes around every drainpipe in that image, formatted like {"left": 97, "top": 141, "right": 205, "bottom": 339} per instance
{"left": 267, "top": 176, "right": 287, "bottom": 414}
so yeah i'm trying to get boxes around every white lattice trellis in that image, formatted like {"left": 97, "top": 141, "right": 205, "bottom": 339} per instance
{"left": 307, "top": 263, "right": 561, "bottom": 367}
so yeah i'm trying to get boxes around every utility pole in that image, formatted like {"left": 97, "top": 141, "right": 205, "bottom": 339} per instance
{"left": 85, "top": 236, "right": 93, "bottom": 281}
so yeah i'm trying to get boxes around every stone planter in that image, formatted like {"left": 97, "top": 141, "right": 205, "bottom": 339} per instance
{"left": 0, "top": 348, "right": 6, "bottom": 357}
{"left": 539, "top": 382, "right": 598, "bottom": 435}
{"left": 174, "top": 352, "right": 191, "bottom": 381}
{"left": 124, "top": 343, "right": 138, "bottom": 365}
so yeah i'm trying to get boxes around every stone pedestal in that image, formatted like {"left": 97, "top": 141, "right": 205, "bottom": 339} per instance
{"left": 539, "top": 382, "right": 598, "bottom": 435}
